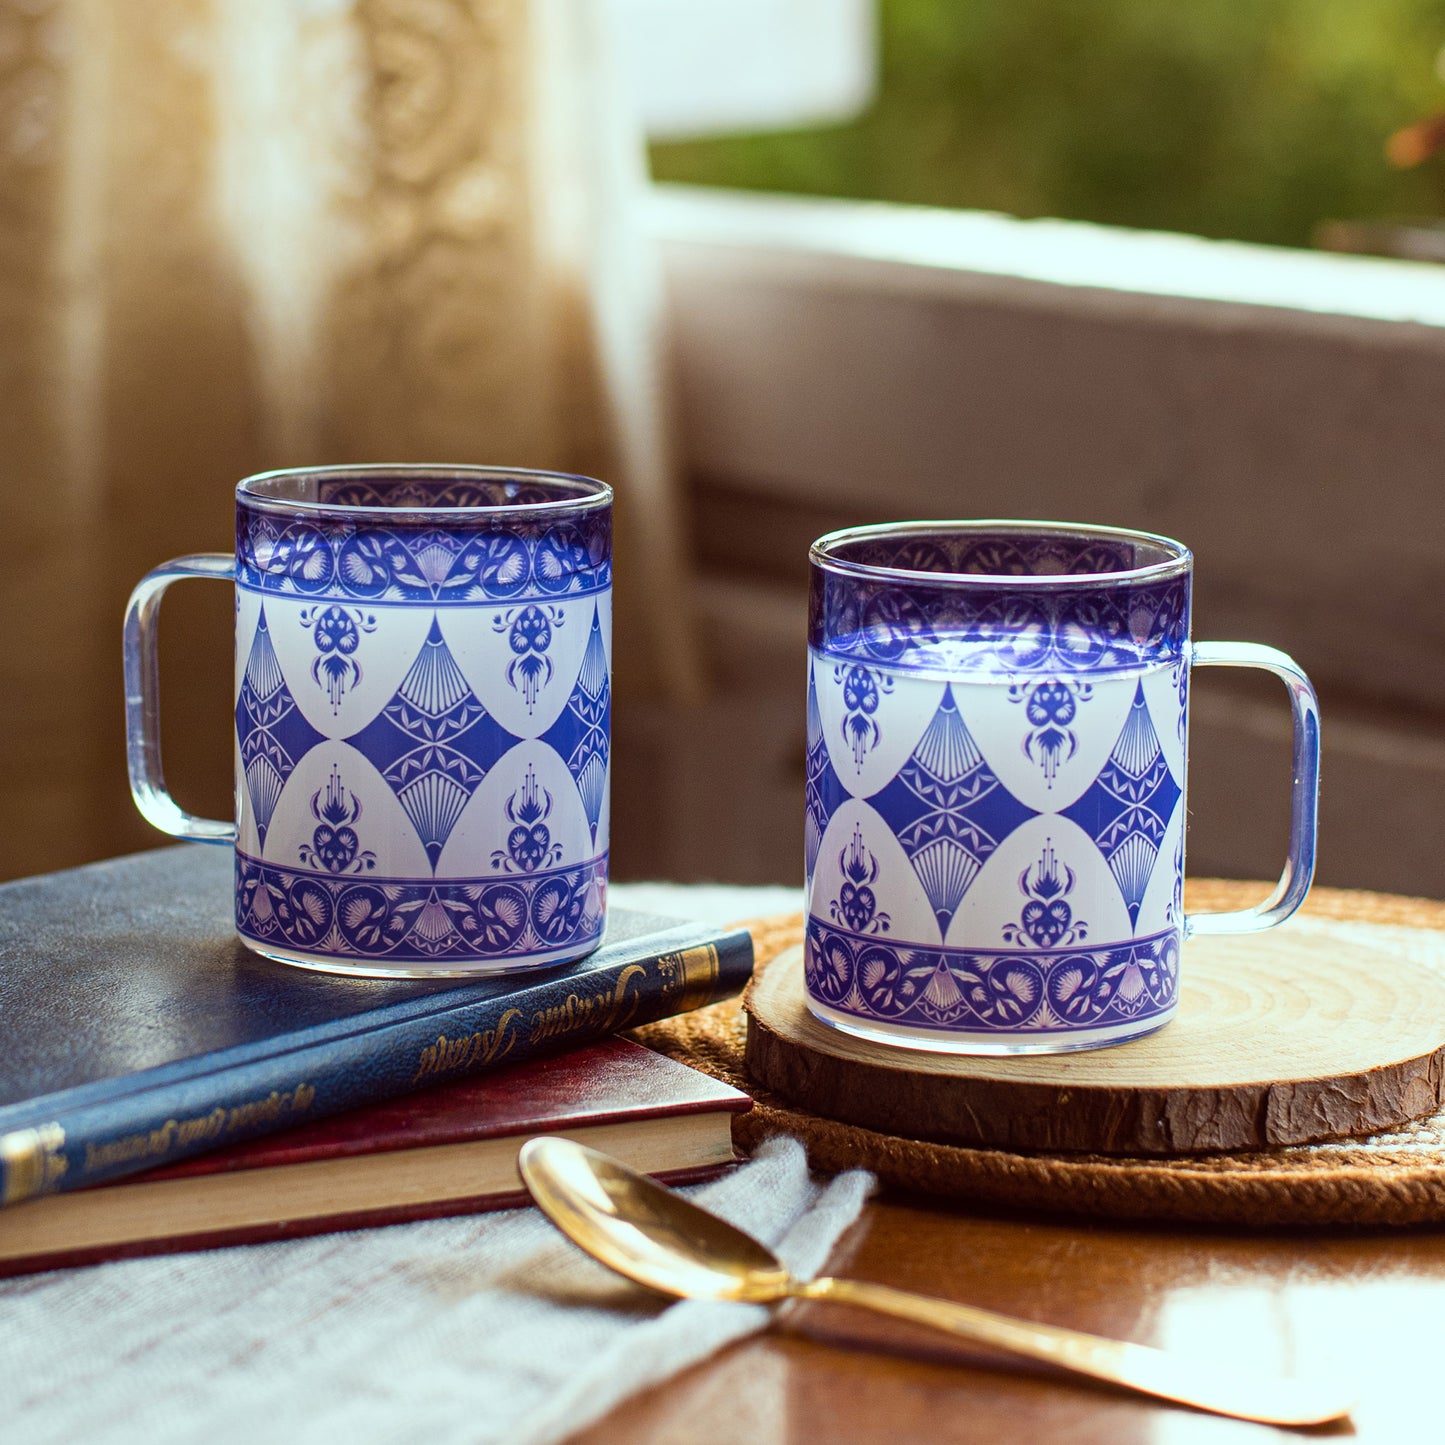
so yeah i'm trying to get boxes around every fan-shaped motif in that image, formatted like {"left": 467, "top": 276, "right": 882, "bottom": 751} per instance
{"left": 1110, "top": 684, "right": 1166, "bottom": 776}
{"left": 412, "top": 542, "right": 457, "bottom": 588}
{"left": 921, "top": 962, "right": 963, "bottom": 1011}
{"left": 235, "top": 607, "right": 324, "bottom": 848}
{"left": 345, "top": 615, "right": 520, "bottom": 867}
{"left": 1108, "top": 833, "right": 1159, "bottom": 923}
{"left": 411, "top": 891, "right": 458, "bottom": 944}
{"left": 395, "top": 773, "right": 474, "bottom": 869}
{"left": 575, "top": 605, "right": 609, "bottom": 699}
{"left": 574, "top": 753, "right": 607, "bottom": 843}
{"left": 399, "top": 618, "right": 475, "bottom": 719}
{"left": 242, "top": 611, "right": 285, "bottom": 701}
{"left": 540, "top": 604, "right": 610, "bottom": 843}
{"left": 243, "top": 759, "right": 285, "bottom": 846}
{"left": 907, "top": 838, "right": 983, "bottom": 930}
{"left": 1061, "top": 680, "right": 1182, "bottom": 926}
{"left": 913, "top": 687, "right": 984, "bottom": 782}
{"left": 867, "top": 684, "right": 1036, "bottom": 934}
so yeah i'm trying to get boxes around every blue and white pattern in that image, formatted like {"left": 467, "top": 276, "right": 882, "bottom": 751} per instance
{"left": 806, "top": 650, "right": 1186, "bottom": 1047}
{"left": 298, "top": 766, "right": 377, "bottom": 875}
{"left": 1062, "top": 682, "right": 1182, "bottom": 929}
{"left": 866, "top": 686, "right": 1037, "bottom": 936}
{"left": 235, "top": 608, "right": 325, "bottom": 851}
{"left": 805, "top": 916, "right": 1179, "bottom": 1035}
{"left": 492, "top": 765, "right": 565, "bottom": 875}
{"left": 301, "top": 604, "right": 378, "bottom": 711}
{"left": 238, "top": 512, "right": 609, "bottom": 605}
{"left": 804, "top": 671, "right": 848, "bottom": 880}
{"left": 497, "top": 604, "right": 564, "bottom": 713}
{"left": 343, "top": 618, "right": 521, "bottom": 868}
{"left": 809, "top": 533, "right": 1189, "bottom": 679}
{"left": 1002, "top": 839, "right": 1087, "bottom": 948}
{"left": 539, "top": 606, "right": 611, "bottom": 847}
{"left": 1011, "top": 677, "right": 1092, "bottom": 786}
{"left": 236, "top": 855, "right": 606, "bottom": 968}
{"left": 805, "top": 527, "right": 1193, "bottom": 1050}
{"left": 834, "top": 662, "right": 893, "bottom": 770}
{"left": 233, "top": 478, "right": 610, "bottom": 973}
{"left": 829, "top": 825, "right": 892, "bottom": 935}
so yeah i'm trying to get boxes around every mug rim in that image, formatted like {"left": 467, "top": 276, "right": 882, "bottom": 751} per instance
{"left": 810, "top": 519, "right": 1193, "bottom": 587}
{"left": 236, "top": 463, "right": 613, "bottom": 521}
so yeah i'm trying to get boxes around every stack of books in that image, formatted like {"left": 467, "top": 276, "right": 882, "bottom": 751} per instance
{"left": 0, "top": 847, "right": 754, "bottom": 1275}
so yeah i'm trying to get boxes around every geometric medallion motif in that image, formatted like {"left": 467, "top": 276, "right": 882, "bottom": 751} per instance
{"left": 867, "top": 685, "right": 1037, "bottom": 936}
{"left": 235, "top": 606, "right": 324, "bottom": 850}
{"left": 345, "top": 615, "right": 520, "bottom": 868}
{"left": 1061, "top": 681, "right": 1182, "bottom": 928}
{"left": 540, "top": 602, "right": 610, "bottom": 844}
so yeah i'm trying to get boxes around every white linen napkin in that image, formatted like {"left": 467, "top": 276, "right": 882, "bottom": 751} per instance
{"left": 0, "top": 1137, "right": 872, "bottom": 1445}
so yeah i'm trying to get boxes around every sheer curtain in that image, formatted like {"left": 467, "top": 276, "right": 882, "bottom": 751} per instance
{"left": 0, "top": 0, "right": 698, "bottom": 881}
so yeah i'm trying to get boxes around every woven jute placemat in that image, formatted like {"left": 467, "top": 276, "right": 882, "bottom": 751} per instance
{"left": 633, "top": 883, "right": 1445, "bottom": 1227}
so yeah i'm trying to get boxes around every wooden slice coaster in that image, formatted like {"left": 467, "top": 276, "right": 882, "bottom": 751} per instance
{"left": 744, "top": 928, "right": 1445, "bottom": 1155}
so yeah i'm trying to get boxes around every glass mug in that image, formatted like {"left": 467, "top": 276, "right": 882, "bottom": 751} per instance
{"left": 804, "top": 520, "right": 1320, "bottom": 1054}
{"left": 124, "top": 465, "right": 613, "bottom": 977}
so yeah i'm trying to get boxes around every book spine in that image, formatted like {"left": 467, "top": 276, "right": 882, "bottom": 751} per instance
{"left": 0, "top": 927, "right": 752, "bottom": 1206}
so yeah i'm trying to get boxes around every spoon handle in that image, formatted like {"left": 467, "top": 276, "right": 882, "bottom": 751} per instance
{"left": 797, "top": 1276, "right": 1353, "bottom": 1426}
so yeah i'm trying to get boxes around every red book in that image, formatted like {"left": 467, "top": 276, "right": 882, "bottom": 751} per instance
{"left": 0, "top": 1039, "right": 749, "bottom": 1276}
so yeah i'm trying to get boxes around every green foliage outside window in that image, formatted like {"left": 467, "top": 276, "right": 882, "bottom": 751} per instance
{"left": 650, "top": 0, "right": 1445, "bottom": 246}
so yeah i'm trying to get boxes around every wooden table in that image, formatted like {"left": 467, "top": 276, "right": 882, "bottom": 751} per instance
{"left": 576, "top": 1188, "right": 1439, "bottom": 1442}
{"left": 578, "top": 881, "right": 1443, "bottom": 1442}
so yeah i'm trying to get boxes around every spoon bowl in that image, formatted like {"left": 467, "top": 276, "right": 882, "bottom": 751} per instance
{"left": 520, "top": 1134, "right": 789, "bottom": 1303}
{"left": 518, "top": 1136, "right": 1356, "bottom": 1428}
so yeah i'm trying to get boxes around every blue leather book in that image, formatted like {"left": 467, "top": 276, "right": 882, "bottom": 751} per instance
{"left": 0, "top": 846, "right": 753, "bottom": 1207}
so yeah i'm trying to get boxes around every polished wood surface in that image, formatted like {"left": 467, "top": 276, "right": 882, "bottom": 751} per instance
{"left": 747, "top": 932, "right": 1445, "bottom": 1154}
{"left": 574, "top": 1190, "right": 1445, "bottom": 1443}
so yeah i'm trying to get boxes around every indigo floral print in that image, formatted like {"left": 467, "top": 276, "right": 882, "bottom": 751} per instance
{"left": 835, "top": 662, "right": 892, "bottom": 769}
{"left": 492, "top": 766, "right": 564, "bottom": 875}
{"left": 497, "top": 604, "right": 564, "bottom": 713}
{"left": 232, "top": 471, "right": 610, "bottom": 970}
{"left": 1001, "top": 841, "right": 1087, "bottom": 948}
{"left": 302, "top": 604, "right": 377, "bottom": 711}
{"left": 1010, "top": 677, "right": 1091, "bottom": 786}
{"left": 298, "top": 768, "right": 376, "bottom": 875}
{"left": 805, "top": 524, "right": 1192, "bottom": 1045}
{"left": 830, "top": 826, "right": 891, "bottom": 935}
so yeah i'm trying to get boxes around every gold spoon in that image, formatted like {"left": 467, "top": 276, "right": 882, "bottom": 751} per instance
{"left": 518, "top": 1136, "right": 1354, "bottom": 1427}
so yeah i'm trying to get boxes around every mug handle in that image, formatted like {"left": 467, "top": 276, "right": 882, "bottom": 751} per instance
{"left": 1186, "top": 642, "right": 1320, "bottom": 937}
{"left": 123, "top": 554, "right": 238, "bottom": 845}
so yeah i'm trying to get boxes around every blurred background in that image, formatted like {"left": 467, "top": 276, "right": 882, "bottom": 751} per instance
{"left": 653, "top": 0, "right": 1445, "bottom": 249}
{"left": 3, "top": 0, "right": 1444, "bottom": 897}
